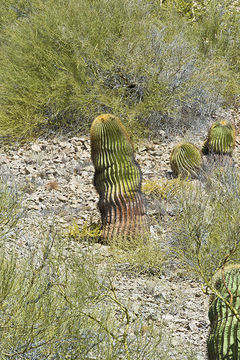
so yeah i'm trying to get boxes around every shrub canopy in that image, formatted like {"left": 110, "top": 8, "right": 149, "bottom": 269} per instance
{"left": 0, "top": 0, "right": 239, "bottom": 141}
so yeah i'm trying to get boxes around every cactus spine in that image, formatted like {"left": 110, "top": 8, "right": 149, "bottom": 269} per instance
{"left": 170, "top": 142, "right": 202, "bottom": 178}
{"left": 90, "top": 114, "right": 146, "bottom": 241}
{"left": 207, "top": 264, "right": 240, "bottom": 360}
{"left": 202, "top": 120, "right": 236, "bottom": 156}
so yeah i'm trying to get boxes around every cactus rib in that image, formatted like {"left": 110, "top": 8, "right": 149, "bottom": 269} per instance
{"left": 170, "top": 142, "right": 202, "bottom": 178}
{"left": 90, "top": 114, "right": 146, "bottom": 240}
{"left": 202, "top": 120, "right": 236, "bottom": 156}
{"left": 207, "top": 264, "right": 240, "bottom": 360}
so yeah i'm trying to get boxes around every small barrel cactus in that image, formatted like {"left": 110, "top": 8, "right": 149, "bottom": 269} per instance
{"left": 170, "top": 142, "right": 203, "bottom": 178}
{"left": 90, "top": 114, "right": 146, "bottom": 241}
{"left": 202, "top": 120, "right": 236, "bottom": 156}
{"left": 207, "top": 264, "right": 240, "bottom": 360}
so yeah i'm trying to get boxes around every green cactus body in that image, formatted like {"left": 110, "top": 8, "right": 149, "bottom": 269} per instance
{"left": 202, "top": 120, "right": 236, "bottom": 156}
{"left": 170, "top": 142, "right": 202, "bottom": 178}
{"left": 207, "top": 264, "right": 240, "bottom": 360}
{"left": 90, "top": 114, "right": 146, "bottom": 240}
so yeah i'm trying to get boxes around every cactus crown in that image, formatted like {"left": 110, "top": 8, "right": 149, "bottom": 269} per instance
{"left": 170, "top": 142, "right": 202, "bottom": 178}
{"left": 211, "top": 264, "right": 240, "bottom": 299}
{"left": 202, "top": 119, "right": 236, "bottom": 155}
{"left": 90, "top": 113, "right": 133, "bottom": 164}
{"left": 90, "top": 114, "right": 139, "bottom": 195}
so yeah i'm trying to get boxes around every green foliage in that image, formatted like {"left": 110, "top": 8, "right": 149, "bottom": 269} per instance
{"left": 0, "top": 0, "right": 33, "bottom": 32}
{"left": 90, "top": 114, "right": 147, "bottom": 241}
{"left": 197, "top": 0, "right": 240, "bottom": 55}
{"left": 0, "top": 172, "right": 196, "bottom": 359}
{"left": 202, "top": 119, "right": 236, "bottom": 155}
{"left": 170, "top": 142, "right": 202, "bottom": 178}
{"left": 0, "top": 234, "right": 115, "bottom": 358}
{"left": 0, "top": 177, "right": 24, "bottom": 243}
{"left": 163, "top": 0, "right": 206, "bottom": 20}
{"left": 109, "top": 234, "right": 166, "bottom": 276}
{"left": 207, "top": 264, "right": 240, "bottom": 360}
{"left": 68, "top": 220, "right": 101, "bottom": 241}
{"left": 197, "top": 0, "right": 240, "bottom": 105}
{"left": 0, "top": 224, "right": 199, "bottom": 359}
{"left": 0, "top": 0, "right": 239, "bottom": 140}
{"left": 171, "top": 169, "right": 240, "bottom": 282}
{"left": 0, "top": 0, "right": 169, "bottom": 140}
{"left": 142, "top": 177, "right": 194, "bottom": 200}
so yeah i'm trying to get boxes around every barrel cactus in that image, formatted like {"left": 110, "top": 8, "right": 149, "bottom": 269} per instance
{"left": 90, "top": 114, "right": 146, "bottom": 241}
{"left": 207, "top": 264, "right": 240, "bottom": 360}
{"left": 170, "top": 142, "right": 203, "bottom": 178}
{"left": 202, "top": 120, "right": 236, "bottom": 156}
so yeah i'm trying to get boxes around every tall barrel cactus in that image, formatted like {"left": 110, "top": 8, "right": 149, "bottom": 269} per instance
{"left": 90, "top": 114, "right": 146, "bottom": 241}
{"left": 202, "top": 120, "right": 236, "bottom": 156}
{"left": 207, "top": 264, "right": 240, "bottom": 359}
{"left": 170, "top": 142, "right": 203, "bottom": 178}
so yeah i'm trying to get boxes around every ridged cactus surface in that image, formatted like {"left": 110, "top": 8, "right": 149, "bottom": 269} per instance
{"left": 207, "top": 264, "right": 240, "bottom": 360}
{"left": 202, "top": 120, "right": 236, "bottom": 156}
{"left": 90, "top": 114, "right": 146, "bottom": 240}
{"left": 170, "top": 142, "right": 202, "bottom": 178}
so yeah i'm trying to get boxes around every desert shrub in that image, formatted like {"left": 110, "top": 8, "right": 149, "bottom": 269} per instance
{"left": 108, "top": 234, "right": 166, "bottom": 276}
{"left": 0, "top": 0, "right": 238, "bottom": 141}
{"left": 0, "top": 176, "right": 24, "bottom": 244}
{"left": 68, "top": 220, "right": 101, "bottom": 242}
{"left": 0, "top": 0, "right": 168, "bottom": 140}
{"left": 0, "top": 228, "right": 199, "bottom": 360}
{"left": 0, "top": 1, "right": 34, "bottom": 32}
{"left": 162, "top": 0, "right": 207, "bottom": 20}
{"left": 0, "top": 233, "right": 116, "bottom": 359}
{"left": 67, "top": 220, "right": 165, "bottom": 276}
{"left": 171, "top": 169, "right": 240, "bottom": 282}
{"left": 196, "top": 0, "right": 240, "bottom": 105}
{"left": 197, "top": 0, "right": 240, "bottom": 56}
{"left": 142, "top": 178, "right": 194, "bottom": 200}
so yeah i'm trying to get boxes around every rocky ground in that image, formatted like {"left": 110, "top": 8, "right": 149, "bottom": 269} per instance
{"left": 1, "top": 116, "right": 240, "bottom": 359}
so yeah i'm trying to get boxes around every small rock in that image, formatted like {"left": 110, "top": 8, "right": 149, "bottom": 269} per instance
{"left": 25, "top": 166, "right": 36, "bottom": 174}
{"left": 57, "top": 195, "right": 68, "bottom": 202}
{"left": 188, "top": 320, "right": 197, "bottom": 331}
{"left": 31, "top": 144, "right": 41, "bottom": 152}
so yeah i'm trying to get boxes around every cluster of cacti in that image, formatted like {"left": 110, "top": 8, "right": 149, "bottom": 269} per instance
{"left": 202, "top": 120, "right": 236, "bottom": 156}
{"left": 90, "top": 114, "right": 146, "bottom": 241}
{"left": 90, "top": 116, "right": 236, "bottom": 241}
{"left": 207, "top": 264, "right": 240, "bottom": 359}
{"left": 170, "top": 142, "right": 203, "bottom": 178}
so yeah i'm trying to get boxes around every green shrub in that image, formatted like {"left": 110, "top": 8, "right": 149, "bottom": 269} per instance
{"left": 0, "top": 0, "right": 168, "bottom": 140}
{"left": 0, "top": 177, "right": 24, "bottom": 244}
{"left": 162, "top": 0, "right": 206, "bottom": 20}
{"left": 197, "top": 0, "right": 240, "bottom": 105}
{"left": 0, "top": 228, "right": 198, "bottom": 359}
{"left": 0, "top": 0, "right": 238, "bottom": 141}
{"left": 108, "top": 234, "right": 166, "bottom": 276}
{"left": 142, "top": 177, "right": 194, "bottom": 200}
{"left": 0, "top": 1, "right": 34, "bottom": 32}
{"left": 67, "top": 220, "right": 101, "bottom": 242}
{"left": 171, "top": 169, "right": 240, "bottom": 282}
